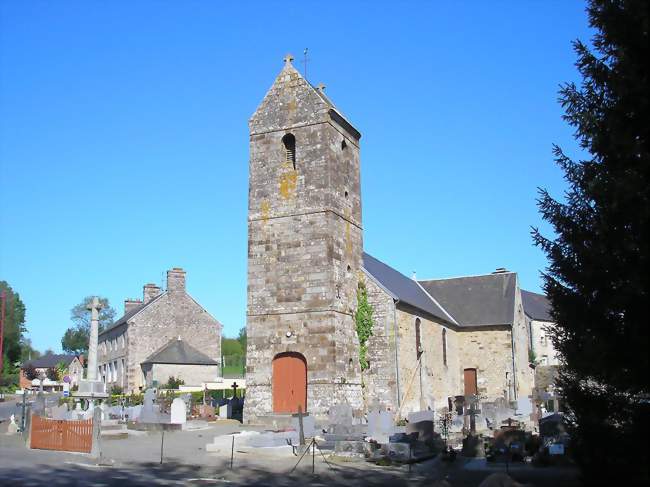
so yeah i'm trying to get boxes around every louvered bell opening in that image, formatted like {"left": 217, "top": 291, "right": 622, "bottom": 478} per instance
{"left": 282, "top": 133, "right": 296, "bottom": 169}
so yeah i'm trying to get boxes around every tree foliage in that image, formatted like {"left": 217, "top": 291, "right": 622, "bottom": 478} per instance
{"left": 221, "top": 337, "right": 243, "bottom": 356}
{"left": 0, "top": 281, "right": 27, "bottom": 367}
{"left": 237, "top": 326, "right": 247, "bottom": 353}
{"left": 61, "top": 296, "right": 116, "bottom": 354}
{"left": 355, "top": 281, "right": 374, "bottom": 372}
{"left": 46, "top": 367, "right": 59, "bottom": 382}
{"left": 532, "top": 1, "right": 648, "bottom": 482}
{"left": 22, "top": 363, "right": 39, "bottom": 381}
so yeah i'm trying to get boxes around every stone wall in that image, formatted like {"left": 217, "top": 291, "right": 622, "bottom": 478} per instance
{"left": 362, "top": 273, "right": 398, "bottom": 412}
{"left": 512, "top": 284, "right": 534, "bottom": 400}
{"left": 144, "top": 363, "right": 220, "bottom": 387}
{"left": 395, "top": 306, "right": 460, "bottom": 416}
{"left": 98, "top": 331, "right": 128, "bottom": 389}
{"left": 529, "top": 319, "right": 559, "bottom": 366}
{"left": 457, "top": 327, "right": 513, "bottom": 401}
{"left": 125, "top": 291, "right": 221, "bottom": 392}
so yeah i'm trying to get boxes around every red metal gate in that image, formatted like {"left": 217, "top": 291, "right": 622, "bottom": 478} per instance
{"left": 30, "top": 414, "right": 93, "bottom": 453}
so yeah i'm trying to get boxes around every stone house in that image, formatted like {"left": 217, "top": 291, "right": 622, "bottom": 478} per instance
{"left": 522, "top": 290, "right": 559, "bottom": 366}
{"left": 522, "top": 290, "right": 563, "bottom": 415}
{"left": 20, "top": 354, "right": 83, "bottom": 390}
{"left": 243, "top": 57, "right": 547, "bottom": 424}
{"left": 98, "top": 268, "right": 222, "bottom": 393}
{"left": 141, "top": 337, "right": 221, "bottom": 388}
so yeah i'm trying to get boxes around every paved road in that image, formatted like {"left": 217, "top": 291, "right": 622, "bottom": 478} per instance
{"left": 0, "top": 392, "right": 62, "bottom": 421}
{"left": 0, "top": 396, "right": 22, "bottom": 421}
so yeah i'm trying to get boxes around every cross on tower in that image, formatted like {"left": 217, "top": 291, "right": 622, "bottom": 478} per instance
{"left": 301, "top": 48, "right": 310, "bottom": 80}
{"left": 284, "top": 53, "right": 294, "bottom": 64}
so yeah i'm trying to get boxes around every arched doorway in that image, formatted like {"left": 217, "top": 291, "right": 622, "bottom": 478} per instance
{"left": 272, "top": 352, "right": 307, "bottom": 414}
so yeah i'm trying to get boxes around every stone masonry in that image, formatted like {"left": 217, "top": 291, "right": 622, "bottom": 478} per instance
{"left": 98, "top": 268, "right": 222, "bottom": 393}
{"left": 244, "top": 56, "right": 364, "bottom": 423}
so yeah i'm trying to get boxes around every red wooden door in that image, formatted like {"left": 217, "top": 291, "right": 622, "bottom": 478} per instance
{"left": 273, "top": 353, "right": 307, "bottom": 414}
{"left": 464, "top": 368, "right": 478, "bottom": 396}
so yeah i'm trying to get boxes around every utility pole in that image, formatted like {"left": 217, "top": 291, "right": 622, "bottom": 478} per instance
{"left": 0, "top": 290, "right": 6, "bottom": 374}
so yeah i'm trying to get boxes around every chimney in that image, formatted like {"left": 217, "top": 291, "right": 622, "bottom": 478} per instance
{"left": 492, "top": 268, "right": 508, "bottom": 274}
{"left": 167, "top": 268, "right": 186, "bottom": 293}
{"left": 143, "top": 283, "right": 161, "bottom": 303}
{"left": 124, "top": 298, "right": 143, "bottom": 314}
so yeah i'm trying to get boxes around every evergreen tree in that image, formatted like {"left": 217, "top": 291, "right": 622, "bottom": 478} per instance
{"left": 533, "top": 1, "right": 648, "bottom": 482}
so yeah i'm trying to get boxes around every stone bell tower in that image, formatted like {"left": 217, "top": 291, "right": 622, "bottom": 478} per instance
{"left": 244, "top": 55, "right": 364, "bottom": 423}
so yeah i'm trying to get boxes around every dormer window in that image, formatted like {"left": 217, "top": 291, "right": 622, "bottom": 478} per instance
{"left": 282, "top": 133, "right": 296, "bottom": 170}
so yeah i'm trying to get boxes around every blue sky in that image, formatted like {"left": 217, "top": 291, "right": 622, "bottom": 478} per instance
{"left": 0, "top": 1, "right": 591, "bottom": 353}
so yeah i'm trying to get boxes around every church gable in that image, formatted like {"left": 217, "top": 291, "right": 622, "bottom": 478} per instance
{"left": 249, "top": 56, "right": 331, "bottom": 135}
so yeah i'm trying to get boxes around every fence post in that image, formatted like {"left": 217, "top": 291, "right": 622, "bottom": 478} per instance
{"left": 91, "top": 406, "right": 102, "bottom": 460}
{"left": 24, "top": 409, "right": 32, "bottom": 448}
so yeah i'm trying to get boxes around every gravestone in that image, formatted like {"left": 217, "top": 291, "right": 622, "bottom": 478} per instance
{"left": 291, "top": 413, "right": 315, "bottom": 437}
{"left": 328, "top": 404, "right": 353, "bottom": 434}
{"left": 406, "top": 420, "right": 434, "bottom": 442}
{"left": 219, "top": 402, "right": 231, "bottom": 419}
{"left": 367, "top": 409, "right": 395, "bottom": 444}
{"left": 408, "top": 410, "right": 435, "bottom": 423}
{"left": 6, "top": 414, "right": 18, "bottom": 435}
{"left": 51, "top": 404, "right": 69, "bottom": 420}
{"left": 171, "top": 397, "right": 187, "bottom": 424}
{"left": 406, "top": 410, "right": 435, "bottom": 442}
{"left": 125, "top": 405, "right": 142, "bottom": 422}
{"left": 139, "top": 389, "right": 161, "bottom": 423}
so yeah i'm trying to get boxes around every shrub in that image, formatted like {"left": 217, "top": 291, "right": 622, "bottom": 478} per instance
{"left": 163, "top": 376, "right": 185, "bottom": 389}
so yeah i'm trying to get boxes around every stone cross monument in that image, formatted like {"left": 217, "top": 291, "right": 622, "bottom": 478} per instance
{"left": 73, "top": 296, "right": 108, "bottom": 400}
{"left": 86, "top": 297, "right": 101, "bottom": 381}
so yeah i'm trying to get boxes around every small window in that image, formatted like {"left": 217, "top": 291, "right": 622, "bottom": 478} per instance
{"left": 282, "top": 133, "right": 296, "bottom": 169}
{"left": 415, "top": 318, "right": 422, "bottom": 359}
{"left": 442, "top": 328, "right": 447, "bottom": 366}
{"left": 341, "top": 139, "right": 347, "bottom": 150}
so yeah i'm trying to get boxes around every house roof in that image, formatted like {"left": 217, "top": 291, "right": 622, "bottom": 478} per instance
{"left": 362, "top": 252, "right": 455, "bottom": 324}
{"left": 142, "top": 338, "right": 219, "bottom": 366}
{"left": 522, "top": 290, "right": 553, "bottom": 322}
{"left": 23, "top": 354, "right": 77, "bottom": 369}
{"left": 418, "top": 273, "right": 517, "bottom": 327}
{"left": 99, "top": 293, "right": 164, "bottom": 339}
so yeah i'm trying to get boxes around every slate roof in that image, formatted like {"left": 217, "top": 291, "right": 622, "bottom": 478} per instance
{"left": 362, "top": 252, "right": 456, "bottom": 324}
{"left": 142, "top": 338, "right": 219, "bottom": 366}
{"left": 418, "top": 273, "right": 517, "bottom": 327}
{"left": 23, "top": 354, "right": 77, "bottom": 369}
{"left": 521, "top": 290, "right": 553, "bottom": 322}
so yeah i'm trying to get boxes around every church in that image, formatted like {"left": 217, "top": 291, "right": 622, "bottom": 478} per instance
{"left": 244, "top": 56, "right": 557, "bottom": 425}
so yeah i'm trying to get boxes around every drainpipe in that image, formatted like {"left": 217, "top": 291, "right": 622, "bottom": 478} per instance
{"left": 393, "top": 299, "right": 401, "bottom": 410}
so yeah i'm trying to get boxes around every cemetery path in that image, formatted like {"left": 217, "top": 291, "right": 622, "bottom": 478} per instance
{"left": 1, "top": 421, "right": 582, "bottom": 486}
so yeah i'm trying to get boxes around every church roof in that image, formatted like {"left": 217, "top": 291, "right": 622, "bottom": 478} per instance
{"left": 362, "top": 252, "right": 456, "bottom": 325}
{"left": 521, "top": 289, "right": 553, "bottom": 322}
{"left": 418, "top": 273, "right": 517, "bottom": 327}
{"left": 142, "top": 338, "right": 219, "bottom": 366}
